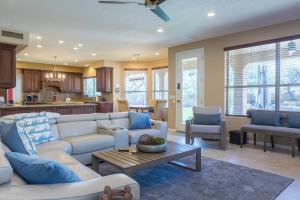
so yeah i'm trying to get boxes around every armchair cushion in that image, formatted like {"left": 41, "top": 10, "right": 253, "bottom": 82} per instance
{"left": 190, "top": 124, "right": 221, "bottom": 134}
{"left": 193, "top": 113, "right": 221, "bottom": 125}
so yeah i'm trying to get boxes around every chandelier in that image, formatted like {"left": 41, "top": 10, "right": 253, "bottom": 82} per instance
{"left": 45, "top": 56, "right": 65, "bottom": 82}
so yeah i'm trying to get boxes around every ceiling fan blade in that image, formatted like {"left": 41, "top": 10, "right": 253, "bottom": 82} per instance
{"left": 150, "top": 6, "right": 170, "bottom": 22}
{"left": 98, "top": 1, "right": 143, "bottom": 5}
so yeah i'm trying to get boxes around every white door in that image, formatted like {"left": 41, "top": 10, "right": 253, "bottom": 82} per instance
{"left": 176, "top": 49, "right": 204, "bottom": 131}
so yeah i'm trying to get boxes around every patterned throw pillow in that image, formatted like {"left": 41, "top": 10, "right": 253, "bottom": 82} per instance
{"left": 14, "top": 120, "right": 37, "bottom": 155}
{"left": 15, "top": 112, "right": 55, "bottom": 146}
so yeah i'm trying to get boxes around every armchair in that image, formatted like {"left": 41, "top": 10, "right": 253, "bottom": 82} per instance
{"left": 185, "top": 106, "right": 226, "bottom": 150}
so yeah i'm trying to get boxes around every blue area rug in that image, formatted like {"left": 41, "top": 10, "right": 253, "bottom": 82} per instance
{"left": 100, "top": 156, "right": 293, "bottom": 200}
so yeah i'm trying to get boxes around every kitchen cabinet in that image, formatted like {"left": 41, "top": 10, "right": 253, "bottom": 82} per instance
{"left": 23, "top": 69, "right": 41, "bottom": 92}
{"left": 60, "top": 73, "right": 73, "bottom": 93}
{"left": 0, "top": 104, "right": 96, "bottom": 117}
{"left": 96, "top": 67, "right": 113, "bottom": 93}
{"left": 73, "top": 74, "right": 82, "bottom": 93}
{"left": 95, "top": 102, "right": 113, "bottom": 113}
{"left": 0, "top": 43, "right": 16, "bottom": 89}
{"left": 60, "top": 73, "right": 82, "bottom": 93}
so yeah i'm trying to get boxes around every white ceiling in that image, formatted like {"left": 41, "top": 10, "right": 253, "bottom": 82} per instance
{"left": 0, "top": 0, "right": 300, "bottom": 67}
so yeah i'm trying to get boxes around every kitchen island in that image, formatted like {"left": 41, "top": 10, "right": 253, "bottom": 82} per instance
{"left": 0, "top": 103, "right": 97, "bottom": 117}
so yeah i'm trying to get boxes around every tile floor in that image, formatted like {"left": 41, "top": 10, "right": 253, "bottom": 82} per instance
{"left": 168, "top": 132, "right": 300, "bottom": 200}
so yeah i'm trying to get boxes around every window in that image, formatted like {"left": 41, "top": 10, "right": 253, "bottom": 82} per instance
{"left": 152, "top": 67, "right": 168, "bottom": 100}
{"left": 225, "top": 37, "right": 300, "bottom": 115}
{"left": 83, "top": 77, "right": 99, "bottom": 97}
{"left": 125, "top": 70, "right": 147, "bottom": 105}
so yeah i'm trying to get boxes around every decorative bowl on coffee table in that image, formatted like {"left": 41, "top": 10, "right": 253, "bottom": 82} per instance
{"left": 136, "top": 143, "right": 167, "bottom": 153}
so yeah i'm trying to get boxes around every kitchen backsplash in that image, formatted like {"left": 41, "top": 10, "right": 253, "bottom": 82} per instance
{"left": 23, "top": 84, "right": 82, "bottom": 102}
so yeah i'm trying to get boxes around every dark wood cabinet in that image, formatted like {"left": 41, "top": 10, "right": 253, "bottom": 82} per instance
{"left": 0, "top": 43, "right": 16, "bottom": 89}
{"left": 95, "top": 102, "right": 113, "bottom": 113}
{"left": 23, "top": 69, "right": 41, "bottom": 92}
{"left": 96, "top": 67, "right": 113, "bottom": 93}
{"left": 60, "top": 73, "right": 82, "bottom": 93}
{"left": 60, "top": 73, "right": 73, "bottom": 93}
{"left": 0, "top": 104, "right": 96, "bottom": 117}
{"left": 73, "top": 74, "right": 82, "bottom": 93}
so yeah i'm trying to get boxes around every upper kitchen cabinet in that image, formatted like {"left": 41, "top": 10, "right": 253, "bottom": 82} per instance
{"left": 23, "top": 69, "right": 41, "bottom": 92}
{"left": 73, "top": 73, "right": 83, "bottom": 93}
{"left": 96, "top": 67, "right": 113, "bottom": 93}
{"left": 0, "top": 43, "right": 16, "bottom": 89}
{"left": 60, "top": 73, "right": 73, "bottom": 93}
{"left": 60, "top": 73, "right": 82, "bottom": 93}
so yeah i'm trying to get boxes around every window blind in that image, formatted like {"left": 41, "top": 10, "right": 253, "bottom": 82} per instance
{"left": 225, "top": 38, "right": 300, "bottom": 116}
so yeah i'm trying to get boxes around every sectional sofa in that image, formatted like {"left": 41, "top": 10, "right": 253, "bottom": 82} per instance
{"left": 0, "top": 112, "right": 168, "bottom": 200}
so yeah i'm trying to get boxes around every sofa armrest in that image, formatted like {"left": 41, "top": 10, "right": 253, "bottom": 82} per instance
{"left": 0, "top": 174, "right": 140, "bottom": 200}
{"left": 98, "top": 128, "right": 129, "bottom": 150}
{"left": 150, "top": 120, "right": 168, "bottom": 140}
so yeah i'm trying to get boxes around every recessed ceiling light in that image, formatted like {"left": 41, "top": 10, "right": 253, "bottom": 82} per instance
{"left": 78, "top": 43, "right": 83, "bottom": 47}
{"left": 207, "top": 12, "right": 216, "bottom": 17}
{"left": 36, "top": 45, "right": 42, "bottom": 48}
{"left": 157, "top": 28, "right": 164, "bottom": 33}
{"left": 92, "top": 53, "right": 96, "bottom": 56}
{"left": 58, "top": 40, "right": 64, "bottom": 44}
{"left": 17, "top": 58, "right": 22, "bottom": 61}
{"left": 73, "top": 47, "right": 78, "bottom": 50}
{"left": 24, "top": 53, "right": 29, "bottom": 56}
{"left": 155, "top": 52, "right": 160, "bottom": 56}
{"left": 84, "top": 64, "right": 90, "bottom": 67}
{"left": 74, "top": 59, "right": 79, "bottom": 62}
{"left": 36, "top": 36, "right": 42, "bottom": 40}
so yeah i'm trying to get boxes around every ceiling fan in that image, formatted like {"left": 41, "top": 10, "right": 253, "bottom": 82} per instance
{"left": 98, "top": 0, "right": 170, "bottom": 22}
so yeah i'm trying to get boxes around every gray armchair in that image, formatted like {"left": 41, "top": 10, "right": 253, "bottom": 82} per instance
{"left": 185, "top": 106, "right": 226, "bottom": 150}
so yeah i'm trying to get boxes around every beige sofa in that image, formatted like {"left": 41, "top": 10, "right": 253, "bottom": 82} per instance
{"left": 0, "top": 112, "right": 168, "bottom": 200}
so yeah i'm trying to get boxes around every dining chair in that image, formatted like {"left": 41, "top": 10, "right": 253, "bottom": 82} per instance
{"left": 150, "top": 99, "right": 167, "bottom": 121}
{"left": 117, "top": 99, "right": 129, "bottom": 112}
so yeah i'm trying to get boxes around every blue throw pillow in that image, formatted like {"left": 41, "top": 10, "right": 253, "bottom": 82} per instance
{"left": 5, "top": 152, "right": 81, "bottom": 184}
{"left": 251, "top": 111, "right": 280, "bottom": 126}
{"left": 1, "top": 122, "right": 37, "bottom": 155}
{"left": 287, "top": 114, "right": 300, "bottom": 129}
{"left": 193, "top": 113, "right": 221, "bottom": 125}
{"left": 129, "top": 112, "right": 151, "bottom": 130}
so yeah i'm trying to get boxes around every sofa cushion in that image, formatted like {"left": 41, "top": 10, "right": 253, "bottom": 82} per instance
{"left": 287, "top": 113, "right": 300, "bottom": 129}
{"left": 251, "top": 110, "right": 280, "bottom": 126}
{"left": 58, "top": 121, "right": 97, "bottom": 138}
{"left": 56, "top": 114, "right": 96, "bottom": 123}
{"left": 2, "top": 122, "right": 37, "bottom": 155}
{"left": 190, "top": 124, "right": 221, "bottom": 133}
{"left": 50, "top": 124, "right": 60, "bottom": 139}
{"left": 36, "top": 140, "right": 72, "bottom": 155}
{"left": 39, "top": 151, "right": 100, "bottom": 180}
{"left": 129, "top": 112, "right": 151, "bottom": 130}
{"left": 128, "top": 129, "right": 161, "bottom": 144}
{"left": 15, "top": 112, "right": 56, "bottom": 145}
{"left": 193, "top": 113, "right": 221, "bottom": 125}
{"left": 5, "top": 152, "right": 81, "bottom": 184}
{"left": 111, "top": 118, "right": 129, "bottom": 129}
{"left": 64, "top": 134, "right": 114, "bottom": 155}
{"left": 0, "top": 142, "right": 13, "bottom": 184}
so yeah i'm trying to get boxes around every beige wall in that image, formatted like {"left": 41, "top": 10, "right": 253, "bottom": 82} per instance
{"left": 168, "top": 19, "right": 300, "bottom": 130}
{"left": 17, "top": 61, "right": 84, "bottom": 73}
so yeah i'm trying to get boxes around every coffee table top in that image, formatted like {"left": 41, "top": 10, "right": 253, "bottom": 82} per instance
{"left": 92, "top": 141, "right": 201, "bottom": 170}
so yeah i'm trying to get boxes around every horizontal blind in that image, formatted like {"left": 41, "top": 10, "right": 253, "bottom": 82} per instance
{"left": 225, "top": 38, "right": 300, "bottom": 115}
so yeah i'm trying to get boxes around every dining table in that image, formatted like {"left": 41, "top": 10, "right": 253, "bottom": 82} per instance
{"left": 129, "top": 105, "right": 154, "bottom": 112}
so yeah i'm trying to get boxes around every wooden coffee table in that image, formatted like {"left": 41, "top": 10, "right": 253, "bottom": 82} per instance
{"left": 92, "top": 142, "right": 201, "bottom": 176}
